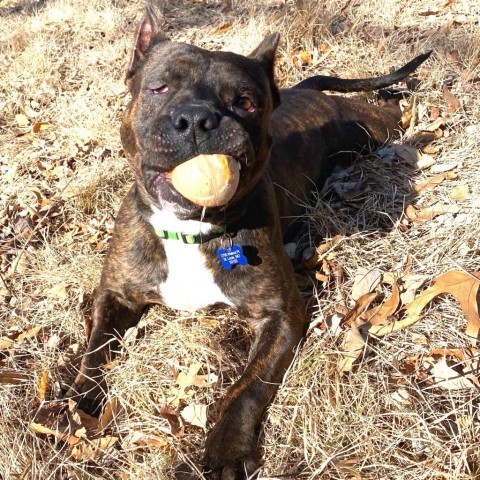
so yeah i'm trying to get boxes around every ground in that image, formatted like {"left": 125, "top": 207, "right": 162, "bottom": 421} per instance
{"left": 1, "top": 0, "right": 479, "bottom": 479}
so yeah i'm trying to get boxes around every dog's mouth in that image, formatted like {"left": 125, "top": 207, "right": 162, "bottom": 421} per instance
{"left": 146, "top": 155, "right": 243, "bottom": 211}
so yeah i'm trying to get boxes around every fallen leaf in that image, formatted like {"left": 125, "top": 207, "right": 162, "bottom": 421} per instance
{"left": 125, "top": 431, "right": 169, "bottom": 449}
{"left": 351, "top": 268, "right": 382, "bottom": 300}
{"left": 33, "top": 121, "right": 53, "bottom": 133}
{"left": 30, "top": 399, "right": 100, "bottom": 443}
{"left": 388, "top": 387, "right": 413, "bottom": 406}
{"left": 413, "top": 171, "right": 458, "bottom": 194}
{"left": 413, "top": 129, "right": 443, "bottom": 144}
{"left": 316, "top": 272, "right": 329, "bottom": 282}
{"left": 377, "top": 270, "right": 480, "bottom": 343}
{"left": 401, "top": 274, "right": 428, "bottom": 305}
{"left": 432, "top": 357, "right": 476, "bottom": 390}
{"left": 393, "top": 144, "right": 421, "bottom": 165}
{"left": 450, "top": 185, "right": 470, "bottom": 201}
{"left": 405, "top": 203, "right": 461, "bottom": 223}
{"left": 70, "top": 436, "right": 118, "bottom": 461}
{"left": 342, "top": 292, "right": 378, "bottom": 327}
{"left": 0, "top": 324, "right": 42, "bottom": 350}
{"left": 360, "top": 281, "right": 400, "bottom": 327}
{"left": 191, "top": 372, "right": 218, "bottom": 388}
{"left": 416, "top": 154, "right": 436, "bottom": 170}
{"left": 15, "top": 113, "right": 29, "bottom": 127}
{"left": 211, "top": 22, "right": 233, "bottom": 34}
{"left": 180, "top": 404, "right": 207, "bottom": 430}
{"left": 337, "top": 292, "right": 377, "bottom": 372}
{"left": 293, "top": 50, "right": 313, "bottom": 70}
{"left": 442, "top": 84, "right": 461, "bottom": 114}
{"left": 0, "top": 370, "right": 30, "bottom": 384}
{"left": 430, "top": 162, "right": 456, "bottom": 173}
{"left": 339, "top": 321, "right": 365, "bottom": 372}
{"left": 159, "top": 405, "right": 183, "bottom": 436}
{"left": 30, "top": 421, "right": 69, "bottom": 439}
{"left": 98, "top": 397, "right": 122, "bottom": 432}
{"left": 304, "top": 235, "right": 344, "bottom": 269}
{"left": 43, "top": 284, "right": 68, "bottom": 300}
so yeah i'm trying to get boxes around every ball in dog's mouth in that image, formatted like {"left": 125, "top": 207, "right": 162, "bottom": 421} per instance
{"left": 170, "top": 154, "right": 240, "bottom": 207}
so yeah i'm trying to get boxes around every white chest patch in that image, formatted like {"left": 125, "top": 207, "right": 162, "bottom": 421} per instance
{"left": 150, "top": 206, "right": 233, "bottom": 312}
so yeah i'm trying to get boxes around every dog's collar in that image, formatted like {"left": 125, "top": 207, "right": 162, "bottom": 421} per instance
{"left": 153, "top": 226, "right": 226, "bottom": 244}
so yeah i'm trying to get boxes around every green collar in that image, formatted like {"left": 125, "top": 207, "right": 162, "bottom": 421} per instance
{"left": 154, "top": 226, "right": 226, "bottom": 244}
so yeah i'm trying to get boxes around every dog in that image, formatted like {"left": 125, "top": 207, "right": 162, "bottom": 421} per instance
{"left": 67, "top": 7, "right": 430, "bottom": 479}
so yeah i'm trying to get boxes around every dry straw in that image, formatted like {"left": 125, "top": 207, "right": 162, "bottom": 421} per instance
{"left": 1, "top": 0, "right": 479, "bottom": 478}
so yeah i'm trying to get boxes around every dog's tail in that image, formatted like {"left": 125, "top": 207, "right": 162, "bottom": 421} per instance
{"left": 293, "top": 51, "right": 431, "bottom": 92}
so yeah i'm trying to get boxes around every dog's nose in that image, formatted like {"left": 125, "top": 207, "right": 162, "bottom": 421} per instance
{"left": 171, "top": 105, "right": 220, "bottom": 134}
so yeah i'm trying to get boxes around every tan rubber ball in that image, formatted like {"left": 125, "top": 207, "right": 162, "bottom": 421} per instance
{"left": 170, "top": 154, "right": 240, "bottom": 207}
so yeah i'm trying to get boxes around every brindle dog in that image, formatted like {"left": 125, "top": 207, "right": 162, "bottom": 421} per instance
{"left": 67, "top": 7, "right": 430, "bottom": 479}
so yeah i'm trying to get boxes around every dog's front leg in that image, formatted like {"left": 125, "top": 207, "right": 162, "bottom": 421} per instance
{"left": 66, "top": 289, "right": 143, "bottom": 413}
{"left": 204, "top": 298, "right": 306, "bottom": 480}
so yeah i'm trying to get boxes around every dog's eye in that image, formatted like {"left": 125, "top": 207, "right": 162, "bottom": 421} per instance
{"left": 151, "top": 85, "right": 169, "bottom": 94}
{"left": 236, "top": 97, "right": 256, "bottom": 113}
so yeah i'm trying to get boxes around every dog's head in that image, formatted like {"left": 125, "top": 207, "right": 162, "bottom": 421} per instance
{"left": 120, "top": 7, "right": 280, "bottom": 219}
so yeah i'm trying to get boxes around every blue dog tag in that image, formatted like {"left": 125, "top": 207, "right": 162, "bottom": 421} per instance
{"left": 217, "top": 244, "right": 248, "bottom": 270}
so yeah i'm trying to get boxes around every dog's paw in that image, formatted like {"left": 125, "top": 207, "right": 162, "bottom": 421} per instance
{"left": 64, "top": 374, "right": 106, "bottom": 416}
{"left": 206, "top": 459, "right": 258, "bottom": 480}
{"left": 203, "top": 416, "right": 259, "bottom": 480}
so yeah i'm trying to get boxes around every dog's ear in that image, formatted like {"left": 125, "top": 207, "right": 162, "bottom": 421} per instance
{"left": 126, "top": 6, "right": 169, "bottom": 82}
{"left": 249, "top": 33, "right": 281, "bottom": 108}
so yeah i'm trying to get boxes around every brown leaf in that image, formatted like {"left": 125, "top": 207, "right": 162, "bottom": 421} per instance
{"left": 126, "top": 431, "right": 169, "bottom": 449}
{"left": 376, "top": 270, "right": 480, "bottom": 343}
{"left": 211, "top": 22, "right": 233, "bottom": 34}
{"left": 98, "top": 397, "right": 122, "bottom": 432}
{"left": 293, "top": 50, "right": 313, "bottom": 70}
{"left": 413, "top": 171, "right": 458, "bottom": 194}
{"left": 413, "top": 129, "right": 443, "bottom": 144}
{"left": 429, "top": 347, "right": 478, "bottom": 363}
{"left": 32, "top": 122, "right": 53, "bottom": 133}
{"left": 315, "top": 272, "right": 329, "bottom": 282}
{"left": 0, "top": 325, "right": 42, "bottom": 350}
{"left": 43, "top": 284, "right": 68, "bottom": 300}
{"left": 361, "top": 281, "right": 400, "bottom": 327}
{"left": 30, "top": 399, "right": 100, "bottom": 443}
{"left": 30, "top": 402, "right": 73, "bottom": 441}
{"left": 339, "top": 321, "right": 365, "bottom": 372}
{"left": 30, "top": 422, "right": 69, "bottom": 440}
{"left": 342, "top": 292, "right": 378, "bottom": 327}
{"left": 442, "top": 84, "right": 461, "bottom": 114}
{"left": 70, "top": 436, "right": 118, "bottom": 461}
{"left": 159, "top": 405, "right": 184, "bottom": 437}
{"left": 429, "top": 106, "right": 440, "bottom": 121}
{"left": 405, "top": 203, "right": 461, "bottom": 223}
{"left": 190, "top": 372, "right": 218, "bottom": 388}
{"left": 0, "top": 370, "right": 30, "bottom": 384}
{"left": 338, "top": 294, "right": 372, "bottom": 371}
{"left": 304, "top": 235, "right": 344, "bottom": 269}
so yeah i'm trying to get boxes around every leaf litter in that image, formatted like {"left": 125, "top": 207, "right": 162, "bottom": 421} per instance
{"left": 334, "top": 269, "right": 480, "bottom": 391}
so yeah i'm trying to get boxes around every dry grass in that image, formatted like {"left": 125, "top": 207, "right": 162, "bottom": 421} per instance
{"left": 1, "top": 0, "right": 480, "bottom": 479}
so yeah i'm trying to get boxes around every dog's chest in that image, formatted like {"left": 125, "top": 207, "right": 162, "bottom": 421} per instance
{"left": 150, "top": 207, "right": 233, "bottom": 312}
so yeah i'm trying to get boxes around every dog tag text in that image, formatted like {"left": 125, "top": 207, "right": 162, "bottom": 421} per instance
{"left": 217, "top": 245, "right": 248, "bottom": 270}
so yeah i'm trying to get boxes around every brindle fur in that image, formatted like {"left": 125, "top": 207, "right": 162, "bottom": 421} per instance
{"left": 67, "top": 8, "right": 429, "bottom": 479}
